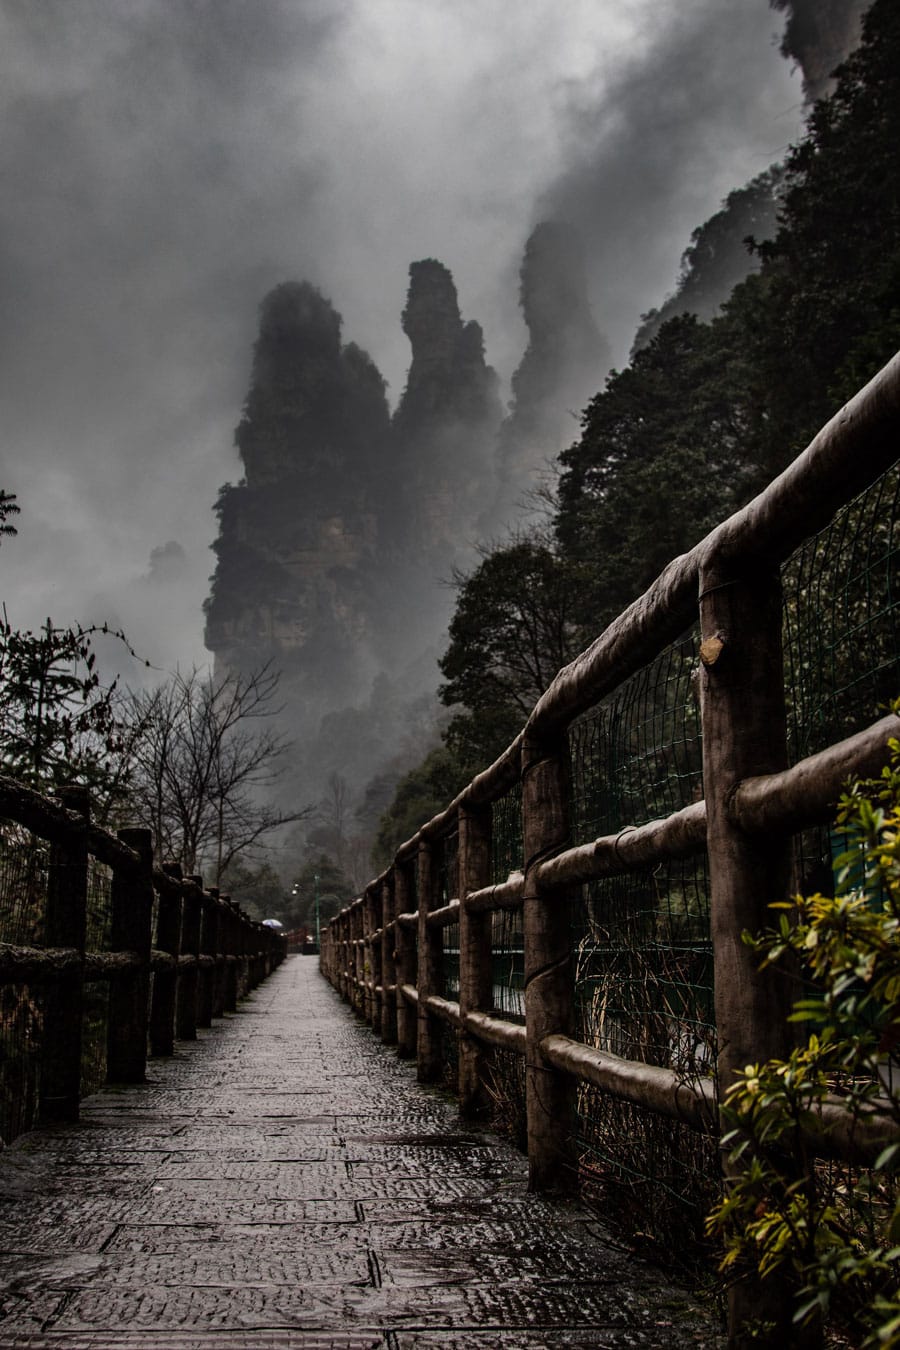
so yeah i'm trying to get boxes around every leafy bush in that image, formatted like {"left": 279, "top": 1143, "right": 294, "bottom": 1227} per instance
{"left": 708, "top": 717, "right": 900, "bottom": 1344}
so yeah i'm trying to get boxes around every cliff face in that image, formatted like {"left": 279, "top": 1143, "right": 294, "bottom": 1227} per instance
{"left": 204, "top": 282, "right": 392, "bottom": 707}
{"left": 492, "top": 222, "right": 608, "bottom": 530}
{"left": 392, "top": 259, "right": 502, "bottom": 570}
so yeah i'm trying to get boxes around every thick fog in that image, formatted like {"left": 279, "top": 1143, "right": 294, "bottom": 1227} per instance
{"left": 0, "top": 0, "right": 804, "bottom": 682}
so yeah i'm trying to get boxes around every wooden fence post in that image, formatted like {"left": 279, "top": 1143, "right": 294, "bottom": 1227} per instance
{"left": 40, "top": 784, "right": 89, "bottom": 1122}
{"left": 176, "top": 875, "right": 202, "bottom": 1040}
{"left": 212, "top": 894, "right": 227, "bottom": 1019}
{"left": 352, "top": 900, "right": 364, "bottom": 1015}
{"left": 395, "top": 864, "right": 417, "bottom": 1058}
{"left": 699, "top": 558, "right": 808, "bottom": 1348}
{"left": 416, "top": 839, "right": 443, "bottom": 1084}
{"left": 368, "top": 883, "right": 382, "bottom": 1034}
{"left": 522, "top": 733, "right": 577, "bottom": 1192}
{"left": 107, "top": 826, "right": 153, "bottom": 1083}
{"left": 458, "top": 804, "right": 493, "bottom": 1118}
{"left": 149, "top": 862, "right": 182, "bottom": 1056}
{"left": 197, "top": 887, "right": 217, "bottom": 1027}
{"left": 380, "top": 876, "right": 397, "bottom": 1046}
{"left": 222, "top": 899, "right": 239, "bottom": 1012}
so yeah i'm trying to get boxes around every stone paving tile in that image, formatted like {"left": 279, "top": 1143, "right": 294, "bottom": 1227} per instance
{"left": 0, "top": 957, "right": 723, "bottom": 1348}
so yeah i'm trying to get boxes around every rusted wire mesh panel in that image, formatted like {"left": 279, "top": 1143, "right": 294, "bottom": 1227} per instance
{"left": 571, "top": 859, "right": 715, "bottom": 1075}
{"left": 574, "top": 1086, "right": 721, "bottom": 1284}
{"left": 486, "top": 1043, "right": 526, "bottom": 1150}
{"left": 491, "top": 907, "right": 524, "bottom": 1020}
{"left": 568, "top": 629, "right": 702, "bottom": 846}
{"left": 86, "top": 857, "right": 113, "bottom": 952}
{"left": 490, "top": 783, "right": 522, "bottom": 884}
{"left": 783, "top": 460, "right": 900, "bottom": 762}
{"left": 82, "top": 858, "right": 113, "bottom": 1096}
{"left": 0, "top": 824, "right": 49, "bottom": 945}
{"left": 0, "top": 981, "right": 44, "bottom": 1143}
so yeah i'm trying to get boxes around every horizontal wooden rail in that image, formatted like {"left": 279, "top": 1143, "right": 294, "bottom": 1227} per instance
{"left": 426, "top": 899, "right": 460, "bottom": 929}
{"left": 537, "top": 802, "right": 708, "bottom": 891}
{"left": 541, "top": 1034, "right": 715, "bottom": 1135}
{"left": 423, "top": 994, "right": 461, "bottom": 1026}
{"left": 730, "top": 713, "right": 900, "bottom": 836}
{"left": 464, "top": 1010, "right": 527, "bottom": 1055}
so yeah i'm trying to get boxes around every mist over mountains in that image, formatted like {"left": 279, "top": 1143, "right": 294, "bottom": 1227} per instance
{"left": 204, "top": 226, "right": 605, "bottom": 868}
{"left": 0, "top": 0, "right": 870, "bottom": 885}
{"left": 200, "top": 0, "right": 871, "bottom": 882}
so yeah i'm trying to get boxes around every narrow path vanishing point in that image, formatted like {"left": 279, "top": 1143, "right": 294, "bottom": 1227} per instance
{"left": 0, "top": 956, "right": 722, "bottom": 1348}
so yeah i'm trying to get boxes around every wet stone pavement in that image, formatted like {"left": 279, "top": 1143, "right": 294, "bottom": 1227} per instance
{"left": 0, "top": 956, "right": 723, "bottom": 1348}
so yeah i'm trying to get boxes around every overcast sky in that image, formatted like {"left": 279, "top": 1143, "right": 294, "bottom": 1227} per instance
{"left": 0, "top": 0, "right": 804, "bottom": 681}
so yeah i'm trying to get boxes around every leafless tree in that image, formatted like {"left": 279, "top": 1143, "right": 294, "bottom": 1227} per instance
{"left": 124, "top": 663, "right": 307, "bottom": 881}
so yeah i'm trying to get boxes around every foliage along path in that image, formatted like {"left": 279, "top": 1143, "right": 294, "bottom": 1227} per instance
{"left": 0, "top": 957, "right": 720, "bottom": 1348}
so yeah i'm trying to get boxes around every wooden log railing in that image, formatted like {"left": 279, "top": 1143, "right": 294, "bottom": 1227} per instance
{"left": 0, "top": 778, "right": 285, "bottom": 1133}
{"left": 320, "top": 350, "right": 900, "bottom": 1349}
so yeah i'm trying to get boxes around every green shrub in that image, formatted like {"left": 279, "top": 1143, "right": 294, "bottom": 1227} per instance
{"left": 708, "top": 717, "right": 900, "bottom": 1344}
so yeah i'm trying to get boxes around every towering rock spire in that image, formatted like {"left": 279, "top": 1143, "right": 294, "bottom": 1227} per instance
{"left": 392, "top": 260, "right": 502, "bottom": 569}
{"left": 491, "top": 222, "right": 609, "bottom": 530}
{"left": 204, "top": 281, "right": 392, "bottom": 706}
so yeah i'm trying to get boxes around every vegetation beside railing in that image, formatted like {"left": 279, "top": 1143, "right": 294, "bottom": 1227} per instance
{"left": 0, "top": 777, "right": 284, "bottom": 1143}
{"left": 321, "top": 351, "right": 900, "bottom": 1348}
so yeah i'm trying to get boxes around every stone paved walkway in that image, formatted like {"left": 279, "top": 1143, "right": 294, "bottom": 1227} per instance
{"left": 0, "top": 956, "right": 722, "bottom": 1348}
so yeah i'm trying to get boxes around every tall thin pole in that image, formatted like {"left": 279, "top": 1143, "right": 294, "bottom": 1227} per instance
{"left": 314, "top": 870, "right": 321, "bottom": 952}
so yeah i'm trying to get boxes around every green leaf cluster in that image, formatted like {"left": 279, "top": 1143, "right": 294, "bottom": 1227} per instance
{"left": 708, "top": 716, "right": 900, "bottom": 1344}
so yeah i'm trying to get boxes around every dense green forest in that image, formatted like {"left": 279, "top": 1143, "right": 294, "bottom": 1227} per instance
{"left": 375, "top": 0, "right": 900, "bottom": 859}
